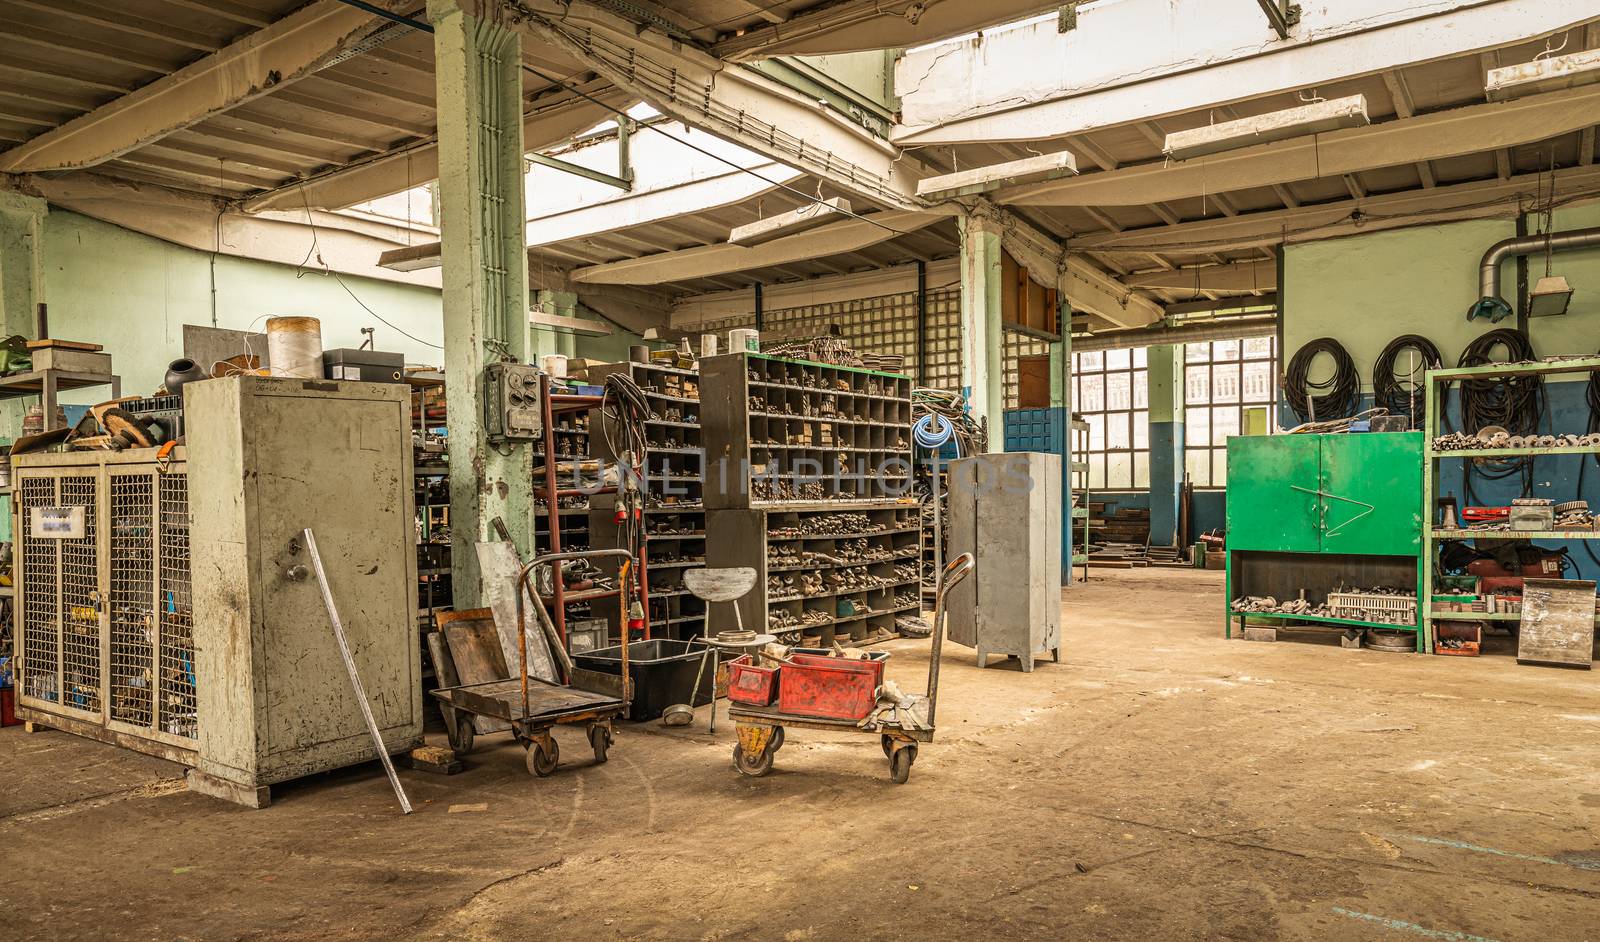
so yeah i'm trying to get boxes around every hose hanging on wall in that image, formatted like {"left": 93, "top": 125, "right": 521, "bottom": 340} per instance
{"left": 1373, "top": 334, "right": 1443, "bottom": 426}
{"left": 1284, "top": 337, "right": 1361, "bottom": 424}
{"left": 1455, "top": 327, "right": 1542, "bottom": 502}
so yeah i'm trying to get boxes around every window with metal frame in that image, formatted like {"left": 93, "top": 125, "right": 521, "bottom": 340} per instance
{"left": 1184, "top": 336, "right": 1279, "bottom": 488}
{"left": 1071, "top": 347, "right": 1149, "bottom": 489}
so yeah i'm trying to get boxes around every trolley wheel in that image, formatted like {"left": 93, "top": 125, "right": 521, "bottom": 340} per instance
{"left": 447, "top": 717, "right": 475, "bottom": 755}
{"left": 588, "top": 724, "right": 612, "bottom": 764}
{"left": 880, "top": 734, "right": 894, "bottom": 758}
{"left": 889, "top": 744, "right": 916, "bottom": 784}
{"left": 769, "top": 726, "right": 784, "bottom": 752}
{"left": 526, "top": 737, "right": 559, "bottom": 777}
{"left": 733, "top": 742, "right": 774, "bottom": 777}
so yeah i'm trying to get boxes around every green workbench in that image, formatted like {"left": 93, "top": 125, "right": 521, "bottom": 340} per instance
{"left": 1225, "top": 431, "right": 1425, "bottom": 651}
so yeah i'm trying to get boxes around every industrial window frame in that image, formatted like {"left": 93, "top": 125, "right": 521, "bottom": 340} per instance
{"left": 1183, "top": 336, "right": 1279, "bottom": 489}
{"left": 1071, "top": 347, "right": 1149, "bottom": 490}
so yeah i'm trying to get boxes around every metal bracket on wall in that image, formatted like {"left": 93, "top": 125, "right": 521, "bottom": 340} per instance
{"left": 525, "top": 116, "right": 635, "bottom": 191}
{"left": 1289, "top": 485, "right": 1374, "bottom": 537}
{"left": 1254, "top": 0, "right": 1301, "bottom": 39}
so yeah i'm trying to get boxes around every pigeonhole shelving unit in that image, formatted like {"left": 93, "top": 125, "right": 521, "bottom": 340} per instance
{"left": 699, "top": 352, "right": 921, "bottom": 646}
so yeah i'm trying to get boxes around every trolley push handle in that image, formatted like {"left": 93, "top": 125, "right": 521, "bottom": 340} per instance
{"left": 515, "top": 548, "right": 638, "bottom": 717}
{"left": 924, "top": 553, "right": 974, "bottom": 728}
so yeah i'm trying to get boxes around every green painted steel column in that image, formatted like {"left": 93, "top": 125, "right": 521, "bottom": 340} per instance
{"left": 1147, "top": 344, "right": 1185, "bottom": 546}
{"left": 431, "top": 0, "right": 534, "bottom": 607}
{"left": 958, "top": 208, "right": 1004, "bottom": 450}
{"left": 1053, "top": 278, "right": 1073, "bottom": 584}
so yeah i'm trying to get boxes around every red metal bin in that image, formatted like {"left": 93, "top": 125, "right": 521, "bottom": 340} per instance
{"left": 776, "top": 653, "right": 887, "bottom": 721}
{"left": 726, "top": 655, "right": 779, "bottom": 706}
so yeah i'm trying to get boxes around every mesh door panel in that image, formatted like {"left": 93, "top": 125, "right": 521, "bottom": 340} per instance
{"left": 59, "top": 476, "right": 100, "bottom": 714}
{"left": 159, "top": 473, "right": 197, "bottom": 739}
{"left": 19, "top": 477, "right": 59, "bottom": 703}
{"left": 109, "top": 473, "right": 156, "bottom": 727}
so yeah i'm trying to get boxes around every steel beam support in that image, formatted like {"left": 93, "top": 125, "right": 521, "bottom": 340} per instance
{"left": 959, "top": 208, "right": 1005, "bottom": 449}
{"left": 0, "top": 0, "right": 404, "bottom": 173}
{"left": 431, "top": 0, "right": 535, "bottom": 606}
{"left": 1254, "top": 0, "right": 1300, "bottom": 40}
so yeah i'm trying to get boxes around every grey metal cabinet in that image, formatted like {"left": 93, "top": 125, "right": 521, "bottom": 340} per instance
{"left": 13, "top": 376, "right": 421, "bottom": 807}
{"left": 945, "top": 452, "right": 1063, "bottom": 671}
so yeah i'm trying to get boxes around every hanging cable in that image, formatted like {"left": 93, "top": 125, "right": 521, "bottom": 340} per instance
{"left": 1284, "top": 337, "right": 1360, "bottom": 424}
{"left": 1456, "top": 327, "right": 1542, "bottom": 502}
{"left": 1373, "top": 334, "right": 1442, "bottom": 426}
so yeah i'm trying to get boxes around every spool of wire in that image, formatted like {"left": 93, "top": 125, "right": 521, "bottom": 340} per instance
{"left": 912, "top": 413, "right": 958, "bottom": 454}
{"left": 1284, "top": 337, "right": 1360, "bottom": 424}
{"left": 1373, "top": 334, "right": 1442, "bottom": 426}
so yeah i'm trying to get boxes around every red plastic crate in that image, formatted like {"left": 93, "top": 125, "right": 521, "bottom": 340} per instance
{"left": 726, "top": 655, "right": 779, "bottom": 706}
{"left": 776, "top": 654, "right": 886, "bottom": 720}
{"left": 1, "top": 687, "right": 17, "bottom": 728}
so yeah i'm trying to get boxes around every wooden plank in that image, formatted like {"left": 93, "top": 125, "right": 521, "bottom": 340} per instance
{"left": 1517, "top": 578, "right": 1597, "bottom": 668}
{"left": 437, "top": 609, "right": 509, "bottom": 684}
{"left": 25, "top": 339, "right": 103, "bottom": 351}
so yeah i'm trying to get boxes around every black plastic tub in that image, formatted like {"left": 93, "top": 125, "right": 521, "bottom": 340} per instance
{"left": 573, "top": 639, "right": 712, "bottom": 720}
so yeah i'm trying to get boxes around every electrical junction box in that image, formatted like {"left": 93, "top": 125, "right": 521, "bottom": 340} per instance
{"left": 483, "top": 362, "right": 543, "bottom": 444}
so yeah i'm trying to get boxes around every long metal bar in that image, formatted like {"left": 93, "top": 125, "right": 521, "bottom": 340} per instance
{"left": 527, "top": 151, "right": 633, "bottom": 191}
{"left": 925, "top": 553, "right": 973, "bottom": 729}
{"left": 1254, "top": 0, "right": 1297, "bottom": 39}
{"left": 301, "top": 527, "right": 412, "bottom": 814}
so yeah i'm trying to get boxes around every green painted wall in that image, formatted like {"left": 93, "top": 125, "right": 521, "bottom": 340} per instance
{"left": 1283, "top": 207, "right": 1600, "bottom": 375}
{"left": 40, "top": 211, "right": 449, "bottom": 403}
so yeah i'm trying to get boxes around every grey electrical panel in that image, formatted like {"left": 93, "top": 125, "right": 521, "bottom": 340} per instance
{"left": 945, "top": 451, "right": 1063, "bottom": 671}
{"left": 483, "top": 362, "right": 543, "bottom": 443}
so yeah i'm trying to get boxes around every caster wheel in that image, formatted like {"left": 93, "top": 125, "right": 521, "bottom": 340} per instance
{"left": 769, "top": 726, "right": 784, "bottom": 752}
{"left": 447, "top": 719, "right": 475, "bottom": 755}
{"left": 889, "top": 744, "right": 915, "bottom": 784}
{"left": 733, "top": 742, "right": 774, "bottom": 777}
{"left": 880, "top": 734, "right": 894, "bottom": 759}
{"left": 526, "top": 738, "right": 559, "bottom": 777}
{"left": 588, "top": 725, "right": 612, "bottom": 764}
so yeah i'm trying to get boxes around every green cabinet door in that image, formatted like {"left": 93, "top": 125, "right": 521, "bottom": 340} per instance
{"left": 1318, "top": 431, "right": 1424, "bottom": 556}
{"left": 1225, "top": 434, "right": 1322, "bottom": 552}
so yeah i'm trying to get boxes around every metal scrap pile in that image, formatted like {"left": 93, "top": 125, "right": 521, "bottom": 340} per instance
{"left": 1555, "top": 500, "right": 1598, "bottom": 530}
{"left": 1232, "top": 593, "right": 1330, "bottom": 617}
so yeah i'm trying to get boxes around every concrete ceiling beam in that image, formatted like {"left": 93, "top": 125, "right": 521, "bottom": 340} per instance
{"left": 1001, "top": 84, "right": 1600, "bottom": 207}
{"left": 0, "top": 0, "right": 410, "bottom": 174}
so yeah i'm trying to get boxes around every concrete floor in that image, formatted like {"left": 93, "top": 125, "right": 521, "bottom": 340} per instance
{"left": 4, "top": 568, "right": 1600, "bottom": 941}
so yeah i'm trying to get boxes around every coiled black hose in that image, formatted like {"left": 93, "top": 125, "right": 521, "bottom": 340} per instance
{"left": 1373, "top": 334, "right": 1443, "bottom": 424}
{"left": 1456, "top": 328, "right": 1543, "bottom": 436}
{"left": 1284, "top": 337, "right": 1361, "bottom": 423}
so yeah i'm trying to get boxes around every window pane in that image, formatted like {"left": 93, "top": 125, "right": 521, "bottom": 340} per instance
{"left": 1080, "top": 351, "right": 1103, "bottom": 371}
{"left": 1081, "top": 374, "right": 1104, "bottom": 412}
{"left": 1213, "top": 365, "right": 1240, "bottom": 403}
{"left": 1133, "top": 371, "right": 1149, "bottom": 409}
{"left": 1133, "top": 411, "right": 1149, "bottom": 449}
{"left": 1105, "top": 348, "right": 1131, "bottom": 370}
{"left": 1212, "top": 407, "right": 1240, "bottom": 445}
{"left": 1133, "top": 451, "right": 1150, "bottom": 488}
{"left": 1242, "top": 361, "right": 1273, "bottom": 402}
{"left": 1107, "top": 451, "right": 1132, "bottom": 489}
{"left": 1214, "top": 339, "right": 1240, "bottom": 361}
{"left": 1185, "top": 449, "right": 1211, "bottom": 487}
{"left": 1087, "top": 413, "right": 1105, "bottom": 451}
{"left": 1243, "top": 337, "right": 1272, "bottom": 359}
{"left": 1213, "top": 450, "right": 1229, "bottom": 486}
{"left": 1186, "top": 409, "right": 1210, "bottom": 446}
{"left": 1185, "top": 343, "right": 1209, "bottom": 363}
{"left": 1133, "top": 347, "right": 1148, "bottom": 368}
{"left": 1071, "top": 352, "right": 1082, "bottom": 370}
{"left": 1185, "top": 366, "right": 1210, "bottom": 405}
{"left": 1106, "top": 412, "right": 1131, "bottom": 450}
{"left": 1106, "top": 372, "right": 1131, "bottom": 410}
{"left": 1088, "top": 456, "right": 1106, "bottom": 489}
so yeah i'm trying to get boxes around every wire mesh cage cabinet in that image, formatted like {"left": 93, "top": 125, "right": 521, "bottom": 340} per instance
{"left": 13, "top": 376, "right": 422, "bottom": 807}
{"left": 945, "top": 452, "right": 1063, "bottom": 671}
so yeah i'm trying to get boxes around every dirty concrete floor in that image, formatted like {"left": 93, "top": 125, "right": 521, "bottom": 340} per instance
{"left": 4, "top": 569, "right": 1600, "bottom": 941}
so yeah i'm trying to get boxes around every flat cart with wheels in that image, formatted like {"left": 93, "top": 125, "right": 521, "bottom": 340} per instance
{"left": 727, "top": 553, "right": 974, "bottom": 784}
{"left": 429, "top": 549, "right": 636, "bottom": 777}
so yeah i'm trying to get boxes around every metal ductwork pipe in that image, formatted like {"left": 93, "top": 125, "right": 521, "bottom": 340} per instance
{"left": 1470, "top": 226, "right": 1600, "bottom": 321}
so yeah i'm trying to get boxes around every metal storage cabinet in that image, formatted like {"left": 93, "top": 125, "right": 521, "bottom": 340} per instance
{"left": 1224, "top": 431, "right": 1425, "bottom": 649}
{"left": 944, "top": 452, "right": 1062, "bottom": 670}
{"left": 13, "top": 376, "right": 422, "bottom": 807}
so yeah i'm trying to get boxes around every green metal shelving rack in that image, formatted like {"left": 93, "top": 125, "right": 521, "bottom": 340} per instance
{"left": 1225, "top": 431, "right": 1426, "bottom": 650}
{"left": 1420, "top": 356, "right": 1600, "bottom": 652}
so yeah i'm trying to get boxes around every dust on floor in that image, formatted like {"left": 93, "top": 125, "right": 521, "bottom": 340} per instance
{"left": 3, "top": 568, "right": 1598, "bottom": 941}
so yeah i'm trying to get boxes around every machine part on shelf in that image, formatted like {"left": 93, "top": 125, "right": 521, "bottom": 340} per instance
{"left": 1438, "top": 496, "right": 1459, "bottom": 529}
{"left": 1285, "top": 337, "right": 1361, "bottom": 424}
{"left": 302, "top": 528, "right": 412, "bottom": 815}
{"left": 1373, "top": 334, "right": 1443, "bottom": 426}
{"left": 483, "top": 362, "right": 544, "bottom": 445}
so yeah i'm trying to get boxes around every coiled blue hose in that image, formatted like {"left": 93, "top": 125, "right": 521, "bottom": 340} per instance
{"left": 913, "top": 413, "right": 959, "bottom": 455}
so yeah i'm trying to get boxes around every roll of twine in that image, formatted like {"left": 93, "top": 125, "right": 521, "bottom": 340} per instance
{"left": 266, "top": 316, "right": 323, "bottom": 379}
